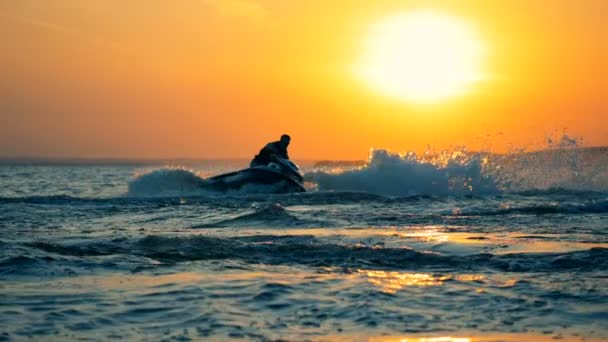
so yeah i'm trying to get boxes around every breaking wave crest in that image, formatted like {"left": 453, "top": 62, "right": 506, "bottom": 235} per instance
{"left": 127, "top": 168, "right": 293, "bottom": 197}
{"left": 306, "top": 149, "right": 498, "bottom": 196}
{"left": 127, "top": 168, "right": 207, "bottom": 197}
{"left": 306, "top": 147, "right": 608, "bottom": 196}
{"left": 121, "top": 145, "right": 608, "bottom": 198}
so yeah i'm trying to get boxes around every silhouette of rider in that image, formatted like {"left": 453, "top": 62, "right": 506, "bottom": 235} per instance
{"left": 250, "top": 134, "right": 290, "bottom": 167}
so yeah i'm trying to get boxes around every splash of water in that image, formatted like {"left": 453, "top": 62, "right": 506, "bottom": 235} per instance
{"left": 489, "top": 146, "right": 607, "bottom": 192}
{"left": 127, "top": 134, "right": 608, "bottom": 197}
{"left": 306, "top": 137, "right": 608, "bottom": 195}
{"left": 127, "top": 167, "right": 298, "bottom": 197}
{"left": 127, "top": 167, "right": 207, "bottom": 197}
{"left": 306, "top": 148, "right": 498, "bottom": 196}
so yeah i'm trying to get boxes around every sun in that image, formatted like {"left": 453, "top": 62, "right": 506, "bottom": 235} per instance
{"left": 356, "top": 10, "right": 484, "bottom": 103}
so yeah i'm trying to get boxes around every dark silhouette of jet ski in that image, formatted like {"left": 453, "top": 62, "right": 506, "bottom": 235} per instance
{"left": 203, "top": 156, "right": 306, "bottom": 193}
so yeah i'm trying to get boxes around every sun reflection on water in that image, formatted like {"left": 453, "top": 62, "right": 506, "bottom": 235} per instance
{"left": 331, "top": 334, "right": 603, "bottom": 342}
{"left": 401, "top": 338, "right": 471, "bottom": 342}
{"left": 381, "top": 226, "right": 449, "bottom": 243}
{"left": 359, "top": 270, "right": 484, "bottom": 293}
{"left": 365, "top": 337, "right": 471, "bottom": 342}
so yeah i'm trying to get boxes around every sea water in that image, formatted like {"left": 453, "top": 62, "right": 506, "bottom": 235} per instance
{"left": 1, "top": 148, "right": 607, "bottom": 341}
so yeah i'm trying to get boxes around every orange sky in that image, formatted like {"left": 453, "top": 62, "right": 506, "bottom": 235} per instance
{"left": 1, "top": 0, "right": 606, "bottom": 160}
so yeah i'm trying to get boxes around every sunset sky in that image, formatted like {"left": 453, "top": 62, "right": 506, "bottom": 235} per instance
{"left": 1, "top": 0, "right": 606, "bottom": 160}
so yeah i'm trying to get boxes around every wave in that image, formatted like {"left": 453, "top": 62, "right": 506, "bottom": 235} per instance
{"left": 23, "top": 235, "right": 608, "bottom": 272}
{"left": 511, "top": 188, "right": 608, "bottom": 197}
{"left": 191, "top": 203, "right": 325, "bottom": 228}
{"left": 118, "top": 143, "right": 608, "bottom": 198}
{"left": 306, "top": 149, "right": 499, "bottom": 196}
{"left": 0, "top": 192, "right": 411, "bottom": 207}
{"left": 460, "top": 199, "right": 608, "bottom": 216}
{"left": 126, "top": 168, "right": 298, "bottom": 198}
{"left": 2, "top": 192, "right": 607, "bottom": 218}
{"left": 0, "top": 194, "right": 188, "bottom": 207}
{"left": 127, "top": 168, "right": 207, "bottom": 197}
{"left": 126, "top": 149, "right": 502, "bottom": 198}
{"left": 306, "top": 146, "right": 608, "bottom": 196}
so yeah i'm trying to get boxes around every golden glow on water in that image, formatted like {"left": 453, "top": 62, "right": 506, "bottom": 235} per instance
{"left": 223, "top": 228, "right": 608, "bottom": 257}
{"left": 327, "top": 334, "right": 604, "bottom": 342}
{"left": 400, "top": 230, "right": 448, "bottom": 243}
{"left": 358, "top": 270, "right": 484, "bottom": 294}
{"left": 400, "top": 338, "right": 470, "bottom": 342}
{"left": 28, "top": 269, "right": 353, "bottom": 295}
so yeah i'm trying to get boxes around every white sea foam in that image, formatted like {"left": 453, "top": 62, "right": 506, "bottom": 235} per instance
{"left": 127, "top": 167, "right": 295, "bottom": 197}
{"left": 306, "top": 149, "right": 498, "bottom": 196}
{"left": 126, "top": 143, "right": 608, "bottom": 197}
{"left": 127, "top": 168, "right": 207, "bottom": 197}
{"left": 306, "top": 143, "right": 608, "bottom": 196}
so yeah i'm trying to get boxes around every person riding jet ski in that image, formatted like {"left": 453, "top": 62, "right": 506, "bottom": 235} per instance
{"left": 202, "top": 134, "right": 305, "bottom": 193}
{"left": 250, "top": 134, "right": 291, "bottom": 167}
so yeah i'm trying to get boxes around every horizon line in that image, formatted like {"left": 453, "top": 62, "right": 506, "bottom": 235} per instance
{"left": 1, "top": 145, "right": 606, "bottom": 165}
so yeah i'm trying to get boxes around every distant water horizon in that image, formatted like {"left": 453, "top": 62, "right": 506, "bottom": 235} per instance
{"left": 0, "top": 156, "right": 331, "bottom": 166}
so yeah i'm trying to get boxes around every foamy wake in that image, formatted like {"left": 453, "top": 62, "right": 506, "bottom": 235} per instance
{"left": 127, "top": 145, "right": 608, "bottom": 197}
{"left": 127, "top": 168, "right": 207, "bottom": 197}
{"left": 307, "top": 146, "right": 608, "bottom": 196}
{"left": 306, "top": 149, "right": 498, "bottom": 196}
{"left": 127, "top": 168, "right": 296, "bottom": 197}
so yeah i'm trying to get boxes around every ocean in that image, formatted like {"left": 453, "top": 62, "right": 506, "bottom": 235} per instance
{"left": 1, "top": 147, "right": 607, "bottom": 341}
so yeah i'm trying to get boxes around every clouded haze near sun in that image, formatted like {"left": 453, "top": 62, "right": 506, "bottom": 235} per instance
{"left": 1, "top": 0, "right": 606, "bottom": 159}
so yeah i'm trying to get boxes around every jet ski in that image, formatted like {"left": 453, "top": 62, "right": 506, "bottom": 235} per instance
{"left": 203, "top": 156, "right": 306, "bottom": 193}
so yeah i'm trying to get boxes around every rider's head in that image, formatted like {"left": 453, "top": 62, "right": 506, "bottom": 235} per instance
{"left": 280, "top": 134, "right": 291, "bottom": 147}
